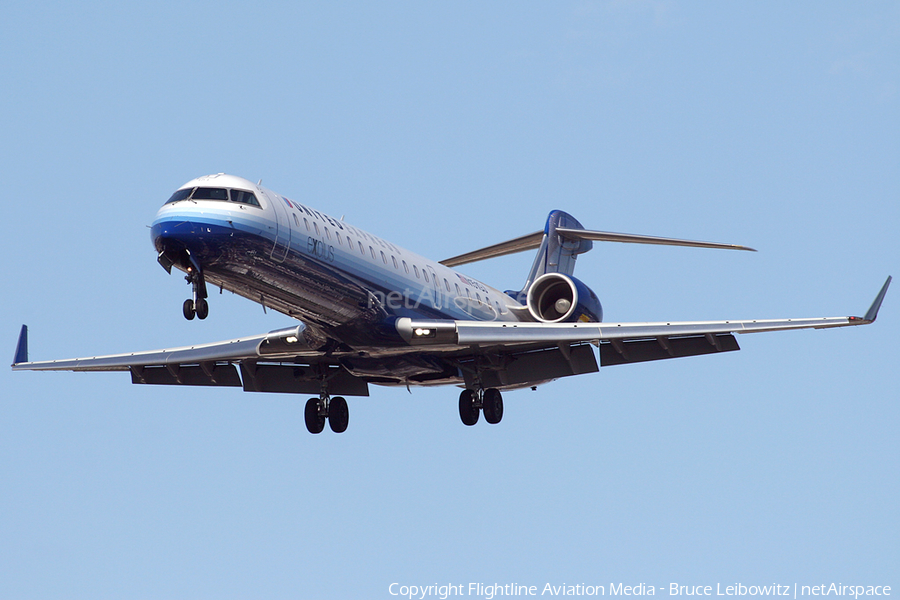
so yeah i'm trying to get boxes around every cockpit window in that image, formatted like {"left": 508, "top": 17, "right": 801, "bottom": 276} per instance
{"left": 164, "top": 186, "right": 261, "bottom": 207}
{"left": 165, "top": 188, "right": 193, "bottom": 204}
{"left": 230, "top": 189, "right": 261, "bottom": 206}
{"left": 192, "top": 187, "right": 228, "bottom": 200}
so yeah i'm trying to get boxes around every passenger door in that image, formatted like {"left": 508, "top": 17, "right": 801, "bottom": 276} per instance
{"left": 268, "top": 191, "right": 292, "bottom": 262}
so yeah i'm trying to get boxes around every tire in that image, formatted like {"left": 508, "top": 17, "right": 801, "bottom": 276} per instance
{"left": 483, "top": 388, "right": 503, "bottom": 424}
{"left": 195, "top": 298, "right": 209, "bottom": 320}
{"left": 458, "top": 389, "right": 479, "bottom": 426}
{"left": 183, "top": 298, "right": 195, "bottom": 320}
{"left": 329, "top": 397, "right": 349, "bottom": 433}
{"left": 304, "top": 398, "right": 325, "bottom": 434}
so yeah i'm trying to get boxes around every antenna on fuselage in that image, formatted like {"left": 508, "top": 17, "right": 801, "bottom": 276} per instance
{"left": 257, "top": 179, "right": 262, "bottom": 186}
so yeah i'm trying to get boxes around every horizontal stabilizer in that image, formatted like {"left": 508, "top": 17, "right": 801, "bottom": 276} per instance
{"left": 554, "top": 228, "right": 756, "bottom": 252}
{"left": 440, "top": 231, "right": 543, "bottom": 267}
{"left": 441, "top": 226, "right": 755, "bottom": 267}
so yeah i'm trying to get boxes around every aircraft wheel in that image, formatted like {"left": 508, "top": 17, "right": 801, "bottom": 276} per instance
{"left": 329, "top": 396, "right": 349, "bottom": 433}
{"left": 183, "top": 298, "right": 195, "bottom": 320}
{"left": 458, "top": 389, "right": 479, "bottom": 426}
{"left": 195, "top": 298, "right": 209, "bottom": 320}
{"left": 483, "top": 388, "right": 503, "bottom": 424}
{"left": 304, "top": 398, "right": 325, "bottom": 434}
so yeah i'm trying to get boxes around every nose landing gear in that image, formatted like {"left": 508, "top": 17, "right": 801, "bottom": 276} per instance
{"left": 181, "top": 255, "right": 209, "bottom": 320}
{"left": 183, "top": 297, "right": 208, "bottom": 320}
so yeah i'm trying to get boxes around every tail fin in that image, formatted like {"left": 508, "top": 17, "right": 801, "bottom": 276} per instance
{"left": 522, "top": 210, "right": 592, "bottom": 290}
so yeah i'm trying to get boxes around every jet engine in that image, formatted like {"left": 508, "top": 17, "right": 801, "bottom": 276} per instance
{"left": 526, "top": 273, "right": 603, "bottom": 323}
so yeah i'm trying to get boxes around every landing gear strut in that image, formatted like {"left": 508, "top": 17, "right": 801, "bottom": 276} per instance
{"left": 304, "top": 395, "right": 349, "bottom": 434}
{"left": 458, "top": 388, "right": 503, "bottom": 426}
{"left": 182, "top": 255, "right": 209, "bottom": 320}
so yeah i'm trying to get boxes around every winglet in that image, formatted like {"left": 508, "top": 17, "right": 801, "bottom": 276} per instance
{"left": 13, "top": 325, "right": 28, "bottom": 366}
{"left": 862, "top": 276, "right": 892, "bottom": 323}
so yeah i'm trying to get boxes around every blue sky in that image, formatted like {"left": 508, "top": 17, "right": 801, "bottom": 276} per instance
{"left": 1, "top": 2, "right": 897, "bottom": 598}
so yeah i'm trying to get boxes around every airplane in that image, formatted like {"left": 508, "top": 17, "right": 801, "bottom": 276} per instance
{"left": 12, "top": 173, "right": 892, "bottom": 434}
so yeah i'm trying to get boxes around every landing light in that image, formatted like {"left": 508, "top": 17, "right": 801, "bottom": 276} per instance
{"left": 414, "top": 328, "right": 434, "bottom": 337}
{"left": 285, "top": 336, "right": 299, "bottom": 344}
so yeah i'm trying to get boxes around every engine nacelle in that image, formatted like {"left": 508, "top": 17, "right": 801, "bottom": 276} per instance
{"left": 526, "top": 273, "right": 603, "bottom": 323}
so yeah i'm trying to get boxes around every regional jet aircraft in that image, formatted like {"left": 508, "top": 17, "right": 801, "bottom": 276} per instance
{"left": 12, "top": 174, "right": 891, "bottom": 434}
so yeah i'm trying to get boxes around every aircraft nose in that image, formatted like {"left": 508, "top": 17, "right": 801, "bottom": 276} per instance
{"left": 150, "top": 212, "right": 234, "bottom": 272}
{"left": 151, "top": 219, "right": 202, "bottom": 254}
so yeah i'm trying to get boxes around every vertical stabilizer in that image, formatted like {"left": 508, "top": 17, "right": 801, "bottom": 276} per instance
{"left": 521, "top": 211, "right": 592, "bottom": 291}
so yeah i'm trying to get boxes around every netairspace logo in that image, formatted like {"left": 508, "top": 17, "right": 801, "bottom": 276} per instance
{"left": 387, "top": 583, "right": 892, "bottom": 600}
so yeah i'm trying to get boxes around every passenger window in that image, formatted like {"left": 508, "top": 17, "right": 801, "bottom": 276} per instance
{"left": 325, "top": 228, "right": 331, "bottom": 241}
{"left": 444, "top": 278, "right": 451, "bottom": 292}
{"left": 346, "top": 236, "right": 351, "bottom": 247}
{"left": 455, "top": 283, "right": 461, "bottom": 296}
{"left": 476, "top": 293, "right": 482, "bottom": 304}
{"left": 381, "top": 251, "right": 387, "bottom": 264}
{"left": 193, "top": 187, "right": 228, "bottom": 200}
{"left": 423, "top": 270, "right": 429, "bottom": 283}
{"left": 359, "top": 241, "right": 365, "bottom": 255}
{"left": 314, "top": 223, "right": 320, "bottom": 235}
{"left": 414, "top": 265, "right": 420, "bottom": 279}
{"left": 370, "top": 246, "right": 376, "bottom": 259}
{"left": 304, "top": 218, "right": 310, "bottom": 231}
{"left": 166, "top": 188, "right": 193, "bottom": 204}
{"left": 392, "top": 256, "right": 398, "bottom": 269}
{"left": 403, "top": 260, "right": 409, "bottom": 274}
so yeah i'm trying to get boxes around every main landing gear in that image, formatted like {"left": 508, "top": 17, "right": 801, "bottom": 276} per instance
{"left": 305, "top": 395, "right": 349, "bottom": 434}
{"left": 458, "top": 387, "right": 503, "bottom": 426}
{"left": 182, "top": 256, "right": 209, "bottom": 320}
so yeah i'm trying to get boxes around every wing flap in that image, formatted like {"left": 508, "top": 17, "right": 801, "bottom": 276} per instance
{"left": 240, "top": 364, "right": 369, "bottom": 396}
{"left": 599, "top": 333, "right": 740, "bottom": 366}
{"left": 131, "top": 364, "right": 243, "bottom": 387}
{"left": 467, "top": 344, "right": 599, "bottom": 389}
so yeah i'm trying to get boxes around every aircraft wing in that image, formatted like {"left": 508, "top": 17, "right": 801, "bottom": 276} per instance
{"left": 11, "top": 277, "right": 890, "bottom": 392}
{"left": 11, "top": 324, "right": 371, "bottom": 396}
{"left": 397, "top": 276, "right": 892, "bottom": 362}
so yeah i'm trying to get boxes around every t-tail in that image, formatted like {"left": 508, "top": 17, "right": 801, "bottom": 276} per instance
{"left": 439, "top": 210, "right": 756, "bottom": 323}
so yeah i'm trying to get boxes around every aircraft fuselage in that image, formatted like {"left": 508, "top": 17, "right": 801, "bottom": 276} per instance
{"left": 150, "top": 174, "right": 521, "bottom": 350}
